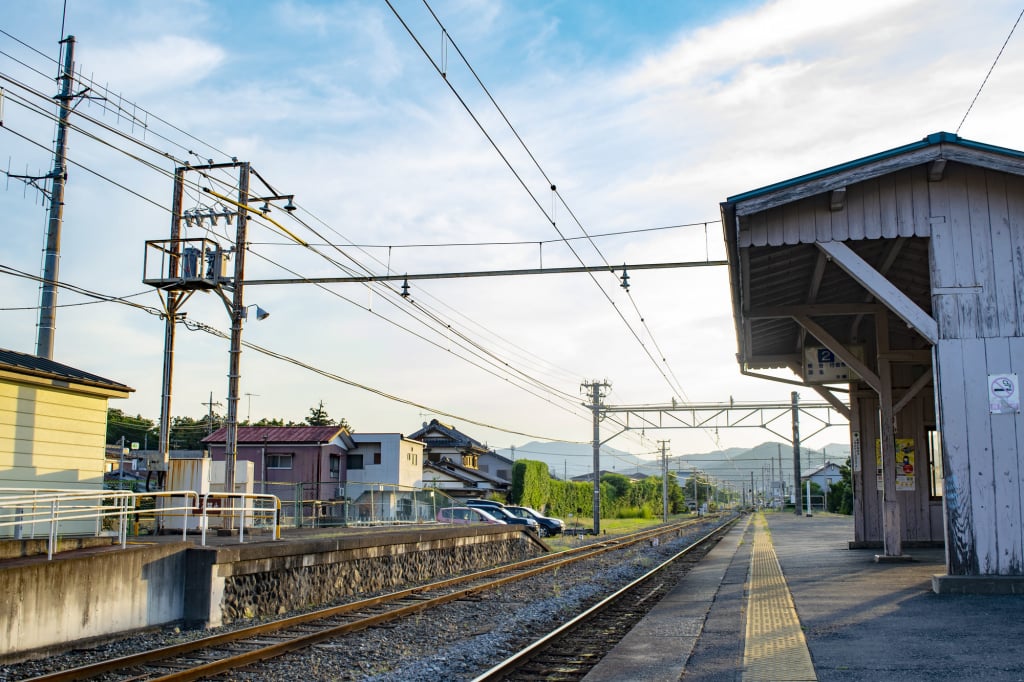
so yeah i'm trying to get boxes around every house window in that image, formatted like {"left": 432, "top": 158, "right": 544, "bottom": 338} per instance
{"left": 267, "top": 453, "right": 293, "bottom": 470}
{"left": 329, "top": 454, "right": 340, "bottom": 479}
{"left": 373, "top": 452, "right": 381, "bottom": 465}
{"left": 347, "top": 454, "right": 364, "bottom": 470}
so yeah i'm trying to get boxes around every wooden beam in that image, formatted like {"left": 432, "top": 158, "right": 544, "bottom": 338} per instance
{"left": 808, "top": 383, "right": 852, "bottom": 420}
{"left": 877, "top": 349, "right": 933, "bottom": 363}
{"left": 893, "top": 367, "right": 934, "bottom": 414}
{"left": 751, "top": 303, "right": 885, "bottom": 318}
{"left": 876, "top": 312, "right": 905, "bottom": 557}
{"left": 928, "top": 158, "right": 947, "bottom": 182}
{"left": 817, "top": 240, "right": 938, "bottom": 344}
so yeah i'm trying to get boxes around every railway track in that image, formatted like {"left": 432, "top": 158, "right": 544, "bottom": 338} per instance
{"left": 472, "top": 516, "right": 739, "bottom": 681}
{"left": 24, "top": 516, "right": 729, "bottom": 682}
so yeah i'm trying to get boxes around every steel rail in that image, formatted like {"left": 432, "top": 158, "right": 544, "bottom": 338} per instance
{"left": 471, "top": 515, "right": 741, "bottom": 681}
{"left": 25, "top": 518, "right": 721, "bottom": 682}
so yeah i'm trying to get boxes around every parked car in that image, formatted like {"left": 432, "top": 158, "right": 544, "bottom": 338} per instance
{"left": 482, "top": 505, "right": 540, "bottom": 532}
{"left": 504, "top": 505, "right": 565, "bottom": 537}
{"left": 436, "top": 506, "right": 506, "bottom": 525}
{"left": 465, "top": 498, "right": 505, "bottom": 510}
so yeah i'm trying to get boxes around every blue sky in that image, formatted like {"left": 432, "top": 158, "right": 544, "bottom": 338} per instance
{"left": 2, "top": 0, "right": 1024, "bottom": 475}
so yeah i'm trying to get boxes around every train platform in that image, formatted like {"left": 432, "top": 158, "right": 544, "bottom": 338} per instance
{"left": 585, "top": 512, "right": 1024, "bottom": 681}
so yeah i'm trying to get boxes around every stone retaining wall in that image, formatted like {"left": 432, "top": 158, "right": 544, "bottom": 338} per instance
{"left": 220, "top": 534, "right": 532, "bottom": 622}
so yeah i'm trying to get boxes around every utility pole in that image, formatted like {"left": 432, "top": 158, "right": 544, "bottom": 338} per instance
{"left": 223, "top": 162, "right": 251, "bottom": 504}
{"left": 202, "top": 391, "right": 223, "bottom": 435}
{"left": 35, "top": 36, "right": 75, "bottom": 359}
{"left": 157, "top": 167, "right": 186, "bottom": 480}
{"left": 658, "top": 439, "right": 670, "bottom": 521}
{"left": 792, "top": 391, "right": 803, "bottom": 516}
{"left": 582, "top": 379, "right": 610, "bottom": 535}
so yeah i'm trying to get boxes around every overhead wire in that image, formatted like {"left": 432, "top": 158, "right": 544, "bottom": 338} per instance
{"left": 956, "top": 7, "right": 1024, "bottom": 134}
{"left": 0, "top": 29, "right": 690, "bottom": 453}
{"left": 3, "top": 66, "right": 590, "bottom": 417}
{"left": 0, "top": 31, "right": 609, "bottom": 405}
{"left": 0, "top": 262, "right": 588, "bottom": 443}
{"left": 388, "top": 0, "right": 695, "bottom": 405}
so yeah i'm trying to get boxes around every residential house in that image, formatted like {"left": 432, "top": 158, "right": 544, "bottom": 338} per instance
{"left": 203, "top": 425, "right": 350, "bottom": 502}
{"left": 409, "top": 419, "right": 489, "bottom": 469}
{"left": 341, "top": 433, "right": 425, "bottom": 521}
{"left": 203, "top": 426, "right": 427, "bottom": 522}
{"left": 476, "top": 449, "right": 513, "bottom": 482}
{"left": 801, "top": 462, "right": 844, "bottom": 493}
{"left": 0, "top": 348, "right": 132, "bottom": 535}
{"left": 422, "top": 457, "right": 510, "bottom": 500}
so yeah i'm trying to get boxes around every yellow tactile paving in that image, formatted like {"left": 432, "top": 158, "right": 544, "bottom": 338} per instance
{"left": 742, "top": 513, "right": 817, "bottom": 681}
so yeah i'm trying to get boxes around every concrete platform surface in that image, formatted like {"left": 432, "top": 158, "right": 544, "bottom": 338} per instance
{"left": 768, "top": 513, "right": 1024, "bottom": 681}
{"left": 591, "top": 513, "right": 1024, "bottom": 681}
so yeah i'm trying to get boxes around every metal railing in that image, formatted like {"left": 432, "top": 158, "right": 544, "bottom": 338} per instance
{"left": 0, "top": 488, "right": 281, "bottom": 559}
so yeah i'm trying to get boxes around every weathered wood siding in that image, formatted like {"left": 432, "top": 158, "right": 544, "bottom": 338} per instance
{"left": 737, "top": 167, "right": 934, "bottom": 248}
{"left": 851, "top": 369, "right": 942, "bottom": 546}
{"left": 930, "top": 164, "right": 1024, "bottom": 575}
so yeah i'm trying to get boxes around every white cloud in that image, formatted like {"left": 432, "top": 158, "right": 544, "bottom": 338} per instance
{"left": 81, "top": 36, "right": 226, "bottom": 96}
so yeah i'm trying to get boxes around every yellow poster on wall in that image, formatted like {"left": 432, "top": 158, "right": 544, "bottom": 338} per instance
{"left": 875, "top": 438, "right": 916, "bottom": 492}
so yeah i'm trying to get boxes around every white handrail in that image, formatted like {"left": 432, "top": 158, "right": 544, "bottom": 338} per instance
{"left": 198, "top": 492, "right": 280, "bottom": 546}
{"left": 0, "top": 490, "right": 207, "bottom": 559}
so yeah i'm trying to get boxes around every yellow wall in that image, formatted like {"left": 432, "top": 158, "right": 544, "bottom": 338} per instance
{"left": 0, "top": 379, "right": 109, "bottom": 490}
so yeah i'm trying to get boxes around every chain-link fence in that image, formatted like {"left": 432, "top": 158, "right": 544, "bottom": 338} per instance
{"left": 261, "top": 482, "right": 459, "bottom": 528}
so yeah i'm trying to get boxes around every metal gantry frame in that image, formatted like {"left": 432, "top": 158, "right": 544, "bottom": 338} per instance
{"left": 579, "top": 394, "right": 849, "bottom": 529}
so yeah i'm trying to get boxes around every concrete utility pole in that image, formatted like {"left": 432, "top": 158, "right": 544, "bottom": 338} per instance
{"left": 658, "top": 439, "right": 670, "bottom": 521}
{"left": 35, "top": 36, "right": 75, "bottom": 359}
{"left": 223, "top": 162, "right": 251, "bottom": 503}
{"left": 792, "top": 391, "right": 803, "bottom": 516}
{"left": 157, "top": 167, "right": 186, "bottom": 477}
{"left": 583, "top": 379, "right": 610, "bottom": 534}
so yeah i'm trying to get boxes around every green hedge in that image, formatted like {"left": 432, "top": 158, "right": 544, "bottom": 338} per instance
{"left": 512, "top": 459, "right": 681, "bottom": 519}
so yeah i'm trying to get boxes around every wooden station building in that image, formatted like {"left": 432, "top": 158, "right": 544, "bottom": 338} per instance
{"left": 721, "top": 132, "right": 1024, "bottom": 589}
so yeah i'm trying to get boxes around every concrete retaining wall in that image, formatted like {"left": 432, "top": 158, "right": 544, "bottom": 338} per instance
{"left": 1, "top": 526, "right": 544, "bottom": 661}
{"left": 0, "top": 543, "right": 188, "bottom": 660}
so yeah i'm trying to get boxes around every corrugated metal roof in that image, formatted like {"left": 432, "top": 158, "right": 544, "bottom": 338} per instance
{"left": 0, "top": 347, "right": 132, "bottom": 392}
{"left": 202, "top": 425, "right": 346, "bottom": 444}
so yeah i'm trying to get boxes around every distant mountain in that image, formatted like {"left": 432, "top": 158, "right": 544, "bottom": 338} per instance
{"left": 497, "top": 441, "right": 652, "bottom": 479}
{"left": 498, "top": 440, "right": 851, "bottom": 490}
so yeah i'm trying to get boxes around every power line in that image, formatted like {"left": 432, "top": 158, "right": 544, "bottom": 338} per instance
{"left": 0, "top": 262, "right": 588, "bottom": 443}
{"left": 248, "top": 220, "right": 719, "bottom": 249}
{"left": 387, "top": 0, "right": 697, "bottom": 407}
{"left": 957, "top": 8, "right": 1024, "bottom": 134}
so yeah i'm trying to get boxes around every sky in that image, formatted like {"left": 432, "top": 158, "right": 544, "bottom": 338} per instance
{"left": 2, "top": 0, "right": 1024, "bottom": 476}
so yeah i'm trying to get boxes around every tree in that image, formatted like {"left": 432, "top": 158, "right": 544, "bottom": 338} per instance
{"left": 304, "top": 401, "right": 352, "bottom": 430}
{"left": 106, "top": 408, "right": 157, "bottom": 447}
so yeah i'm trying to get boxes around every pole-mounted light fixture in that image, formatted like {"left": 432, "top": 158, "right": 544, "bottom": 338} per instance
{"left": 241, "top": 304, "right": 270, "bottom": 321}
